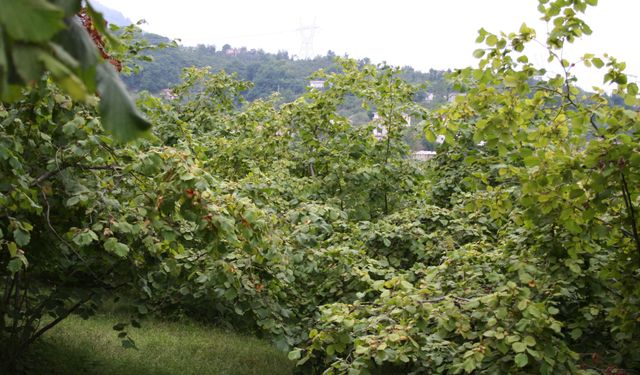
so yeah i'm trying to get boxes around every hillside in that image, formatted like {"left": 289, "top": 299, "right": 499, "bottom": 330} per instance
{"left": 122, "top": 35, "right": 455, "bottom": 107}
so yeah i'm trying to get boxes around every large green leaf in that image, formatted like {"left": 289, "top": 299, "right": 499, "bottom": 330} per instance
{"left": 97, "top": 63, "right": 151, "bottom": 141}
{"left": 104, "top": 237, "right": 130, "bottom": 257}
{"left": 514, "top": 353, "right": 528, "bottom": 367}
{"left": 53, "top": 18, "right": 100, "bottom": 92}
{"left": 12, "top": 45, "right": 45, "bottom": 83}
{"left": 50, "top": 0, "right": 82, "bottom": 17}
{"left": 0, "top": 25, "right": 24, "bottom": 101}
{"left": 0, "top": 0, "right": 65, "bottom": 42}
{"left": 13, "top": 228, "right": 31, "bottom": 247}
{"left": 40, "top": 52, "right": 87, "bottom": 100}
{"left": 0, "top": 25, "right": 9, "bottom": 94}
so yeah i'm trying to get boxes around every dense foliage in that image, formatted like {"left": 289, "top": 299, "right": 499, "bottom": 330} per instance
{"left": 1, "top": 0, "right": 639, "bottom": 374}
{"left": 0, "top": 0, "right": 151, "bottom": 141}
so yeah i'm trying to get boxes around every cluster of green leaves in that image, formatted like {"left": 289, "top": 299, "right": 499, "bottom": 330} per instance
{"left": 126, "top": 60, "right": 433, "bottom": 350}
{"left": 286, "top": 1, "right": 640, "bottom": 374}
{"left": 0, "top": 0, "right": 150, "bottom": 140}
{"left": 0, "top": 70, "right": 286, "bottom": 369}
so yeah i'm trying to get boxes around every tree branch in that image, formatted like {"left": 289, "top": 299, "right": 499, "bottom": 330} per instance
{"left": 620, "top": 172, "right": 640, "bottom": 260}
{"left": 17, "top": 291, "right": 94, "bottom": 354}
{"left": 31, "top": 164, "right": 123, "bottom": 187}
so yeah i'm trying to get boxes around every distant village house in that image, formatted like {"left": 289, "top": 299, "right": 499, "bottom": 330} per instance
{"left": 412, "top": 150, "right": 437, "bottom": 161}
{"left": 308, "top": 80, "right": 326, "bottom": 89}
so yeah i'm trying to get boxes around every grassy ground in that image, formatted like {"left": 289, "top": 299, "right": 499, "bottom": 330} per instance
{"left": 23, "top": 314, "right": 295, "bottom": 375}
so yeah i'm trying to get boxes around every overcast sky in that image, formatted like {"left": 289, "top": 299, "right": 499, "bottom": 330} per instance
{"left": 94, "top": 0, "right": 638, "bottom": 90}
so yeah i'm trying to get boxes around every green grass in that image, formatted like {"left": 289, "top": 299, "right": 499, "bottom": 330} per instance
{"left": 24, "top": 314, "right": 295, "bottom": 375}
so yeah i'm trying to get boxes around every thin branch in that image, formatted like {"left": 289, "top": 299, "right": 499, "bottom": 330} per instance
{"left": 620, "top": 172, "right": 640, "bottom": 260}
{"left": 31, "top": 164, "right": 123, "bottom": 187}
{"left": 31, "top": 166, "right": 70, "bottom": 186}
{"left": 39, "top": 189, "right": 103, "bottom": 282}
{"left": 17, "top": 291, "right": 94, "bottom": 353}
{"left": 589, "top": 113, "right": 601, "bottom": 136}
{"left": 420, "top": 295, "right": 472, "bottom": 304}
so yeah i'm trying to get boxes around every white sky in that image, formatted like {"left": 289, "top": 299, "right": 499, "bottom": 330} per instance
{"left": 94, "top": 0, "right": 639, "bottom": 90}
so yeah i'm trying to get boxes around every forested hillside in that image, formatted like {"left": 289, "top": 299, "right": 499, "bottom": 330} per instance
{"left": 122, "top": 34, "right": 453, "bottom": 105}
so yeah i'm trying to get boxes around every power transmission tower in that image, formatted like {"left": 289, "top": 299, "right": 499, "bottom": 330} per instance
{"left": 297, "top": 19, "right": 318, "bottom": 59}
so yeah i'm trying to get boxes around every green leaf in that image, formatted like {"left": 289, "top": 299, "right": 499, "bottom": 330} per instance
{"left": 104, "top": 237, "right": 130, "bottom": 257}
{"left": 7, "top": 258, "right": 23, "bottom": 274}
{"left": 0, "top": 0, "right": 65, "bottom": 42}
{"left": 475, "top": 28, "right": 487, "bottom": 43}
{"left": 96, "top": 63, "right": 151, "bottom": 141}
{"left": 517, "top": 299, "right": 528, "bottom": 311}
{"left": 13, "top": 228, "right": 31, "bottom": 247}
{"left": 463, "top": 357, "right": 476, "bottom": 373}
{"left": 66, "top": 196, "right": 81, "bottom": 207}
{"left": 512, "top": 342, "right": 527, "bottom": 353}
{"left": 523, "top": 336, "right": 536, "bottom": 347}
{"left": 523, "top": 155, "right": 539, "bottom": 167}
{"left": 7, "top": 242, "right": 17, "bottom": 257}
{"left": 179, "top": 173, "right": 195, "bottom": 181}
{"left": 121, "top": 338, "right": 137, "bottom": 349}
{"left": 570, "top": 328, "right": 583, "bottom": 340}
{"left": 519, "top": 23, "right": 533, "bottom": 35}
{"left": 592, "top": 57, "right": 604, "bottom": 68}
{"left": 355, "top": 345, "right": 369, "bottom": 354}
{"left": 473, "top": 49, "right": 485, "bottom": 59}
{"left": 565, "top": 259, "right": 581, "bottom": 274}
{"left": 0, "top": 31, "right": 8, "bottom": 96}
{"left": 62, "top": 116, "right": 84, "bottom": 136}
{"left": 486, "top": 35, "right": 498, "bottom": 46}
{"left": 53, "top": 19, "right": 100, "bottom": 92}
{"left": 11, "top": 45, "right": 45, "bottom": 83}
{"left": 515, "top": 353, "right": 529, "bottom": 367}
{"left": 483, "top": 330, "right": 495, "bottom": 337}
{"left": 287, "top": 349, "right": 302, "bottom": 361}
{"left": 326, "top": 344, "right": 335, "bottom": 356}
{"left": 40, "top": 52, "right": 87, "bottom": 100}
{"left": 73, "top": 230, "right": 98, "bottom": 246}
{"left": 425, "top": 129, "right": 436, "bottom": 143}
{"left": 50, "top": 0, "right": 82, "bottom": 17}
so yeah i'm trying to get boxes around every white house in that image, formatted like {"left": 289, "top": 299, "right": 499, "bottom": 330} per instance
{"left": 371, "top": 112, "right": 411, "bottom": 140}
{"left": 308, "top": 80, "right": 326, "bottom": 89}
{"left": 412, "top": 150, "right": 437, "bottom": 161}
{"left": 373, "top": 124, "right": 388, "bottom": 140}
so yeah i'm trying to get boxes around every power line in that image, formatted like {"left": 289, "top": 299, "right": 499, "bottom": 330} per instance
{"left": 215, "top": 28, "right": 300, "bottom": 40}
{"left": 297, "top": 19, "right": 318, "bottom": 59}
